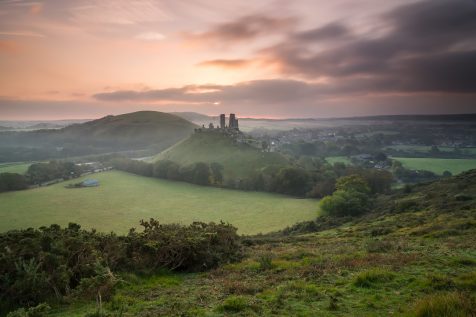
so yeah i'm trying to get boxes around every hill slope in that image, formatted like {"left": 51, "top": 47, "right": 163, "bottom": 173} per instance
{"left": 156, "top": 131, "right": 290, "bottom": 181}
{"left": 0, "top": 111, "right": 197, "bottom": 161}
{"left": 38, "top": 170, "right": 476, "bottom": 316}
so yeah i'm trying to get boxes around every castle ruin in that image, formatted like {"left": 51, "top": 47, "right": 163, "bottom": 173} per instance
{"left": 197, "top": 113, "right": 240, "bottom": 132}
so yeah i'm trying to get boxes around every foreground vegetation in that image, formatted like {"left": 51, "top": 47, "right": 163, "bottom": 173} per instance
{"left": 0, "top": 171, "right": 318, "bottom": 235}
{"left": 0, "top": 220, "right": 241, "bottom": 315}
{"left": 2, "top": 170, "right": 475, "bottom": 316}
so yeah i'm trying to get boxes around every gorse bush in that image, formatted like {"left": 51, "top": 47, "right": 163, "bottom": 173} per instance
{"left": 0, "top": 220, "right": 242, "bottom": 314}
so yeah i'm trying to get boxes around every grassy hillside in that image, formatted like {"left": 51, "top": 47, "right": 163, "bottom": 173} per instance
{"left": 393, "top": 157, "right": 476, "bottom": 175}
{"left": 47, "top": 170, "right": 476, "bottom": 316}
{"left": 156, "top": 132, "right": 290, "bottom": 180}
{"left": 0, "top": 170, "right": 318, "bottom": 235}
{"left": 0, "top": 111, "right": 197, "bottom": 162}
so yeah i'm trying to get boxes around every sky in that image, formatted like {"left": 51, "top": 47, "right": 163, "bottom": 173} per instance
{"left": 0, "top": 0, "right": 475, "bottom": 120}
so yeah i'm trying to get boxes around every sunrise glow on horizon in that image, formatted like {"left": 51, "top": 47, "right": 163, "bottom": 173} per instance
{"left": 1, "top": 0, "right": 475, "bottom": 120}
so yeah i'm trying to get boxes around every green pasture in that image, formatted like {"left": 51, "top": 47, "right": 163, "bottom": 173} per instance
{"left": 393, "top": 157, "right": 476, "bottom": 175}
{"left": 0, "top": 162, "right": 31, "bottom": 174}
{"left": 0, "top": 170, "right": 318, "bottom": 235}
{"left": 325, "top": 156, "right": 352, "bottom": 165}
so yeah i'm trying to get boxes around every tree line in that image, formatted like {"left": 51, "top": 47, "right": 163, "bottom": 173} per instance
{"left": 0, "top": 161, "right": 85, "bottom": 193}
{"left": 111, "top": 157, "right": 394, "bottom": 198}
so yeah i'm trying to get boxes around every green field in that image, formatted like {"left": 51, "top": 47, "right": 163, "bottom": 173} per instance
{"left": 393, "top": 157, "right": 476, "bottom": 175}
{"left": 0, "top": 170, "right": 318, "bottom": 235}
{"left": 325, "top": 156, "right": 352, "bottom": 165}
{"left": 386, "top": 145, "right": 476, "bottom": 154}
{"left": 0, "top": 162, "right": 31, "bottom": 174}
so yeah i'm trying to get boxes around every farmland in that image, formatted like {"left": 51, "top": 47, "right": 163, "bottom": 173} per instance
{"left": 393, "top": 157, "right": 476, "bottom": 175}
{"left": 0, "top": 162, "right": 31, "bottom": 174}
{"left": 0, "top": 170, "right": 318, "bottom": 235}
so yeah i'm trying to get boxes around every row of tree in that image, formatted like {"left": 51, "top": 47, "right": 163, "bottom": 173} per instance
{"left": 110, "top": 157, "right": 394, "bottom": 198}
{"left": 110, "top": 158, "right": 224, "bottom": 186}
{"left": 0, "top": 161, "right": 85, "bottom": 193}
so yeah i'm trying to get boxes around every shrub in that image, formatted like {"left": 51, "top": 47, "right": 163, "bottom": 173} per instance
{"left": 6, "top": 303, "right": 50, "bottom": 317}
{"left": 352, "top": 268, "right": 395, "bottom": 288}
{"left": 0, "top": 220, "right": 242, "bottom": 313}
{"left": 257, "top": 253, "right": 274, "bottom": 271}
{"left": 320, "top": 189, "right": 371, "bottom": 217}
{"left": 412, "top": 292, "right": 475, "bottom": 317}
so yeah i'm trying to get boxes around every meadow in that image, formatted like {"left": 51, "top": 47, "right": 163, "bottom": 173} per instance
{"left": 393, "top": 157, "right": 476, "bottom": 175}
{"left": 386, "top": 145, "right": 476, "bottom": 154}
{"left": 0, "top": 162, "right": 31, "bottom": 174}
{"left": 0, "top": 170, "right": 318, "bottom": 235}
{"left": 325, "top": 156, "right": 352, "bottom": 165}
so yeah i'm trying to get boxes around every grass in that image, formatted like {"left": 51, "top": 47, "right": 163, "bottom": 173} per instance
{"left": 155, "top": 132, "right": 290, "bottom": 180}
{"left": 387, "top": 145, "right": 476, "bottom": 155}
{"left": 0, "top": 170, "right": 318, "bottom": 235}
{"left": 393, "top": 157, "right": 476, "bottom": 175}
{"left": 412, "top": 292, "right": 475, "bottom": 317}
{"left": 0, "top": 162, "right": 31, "bottom": 174}
{"left": 41, "top": 169, "right": 476, "bottom": 316}
{"left": 325, "top": 156, "right": 352, "bottom": 165}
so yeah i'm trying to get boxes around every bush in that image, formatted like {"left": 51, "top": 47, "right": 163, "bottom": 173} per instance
{"left": 320, "top": 189, "right": 371, "bottom": 217}
{"left": 412, "top": 292, "right": 475, "bottom": 317}
{"left": 273, "top": 167, "right": 311, "bottom": 196}
{"left": 0, "top": 220, "right": 242, "bottom": 313}
{"left": 6, "top": 303, "right": 50, "bottom": 317}
{"left": 257, "top": 253, "right": 274, "bottom": 271}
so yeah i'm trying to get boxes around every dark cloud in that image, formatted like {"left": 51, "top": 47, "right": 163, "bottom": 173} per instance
{"left": 185, "top": 14, "right": 296, "bottom": 43}
{"left": 294, "top": 22, "right": 350, "bottom": 42}
{"left": 260, "top": 0, "right": 476, "bottom": 94}
{"left": 93, "top": 80, "right": 321, "bottom": 103}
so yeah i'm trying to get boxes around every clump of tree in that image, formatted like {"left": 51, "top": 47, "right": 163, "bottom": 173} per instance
{"left": 26, "top": 161, "right": 82, "bottom": 185}
{"left": 320, "top": 175, "right": 373, "bottom": 217}
{"left": 391, "top": 160, "right": 438, "bottom": 183}
{"left": 112, "top": 158, "right": 224, "bottom": 186}
{"left": 0, "top": 220, "right": 241, "bottom": 315}
{"left": 0, "top": 173, "right": 28, "bottom": 192}
{"left": 110, "top": 158, "right": 153, "bottom": 177}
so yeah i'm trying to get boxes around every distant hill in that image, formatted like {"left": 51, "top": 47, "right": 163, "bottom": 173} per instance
{"left": 0, "top": 111, "right": 197, "bottom": 162}
{"left": 170, "top": 112, "right": 213, "bottom": 122}
{"left": 156, "top": 131, "right": 290, "bottom": 181}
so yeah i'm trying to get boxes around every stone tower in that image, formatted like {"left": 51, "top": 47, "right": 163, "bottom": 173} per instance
{"left": 220, "top": 114, "right": 226, "bottom": 129}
